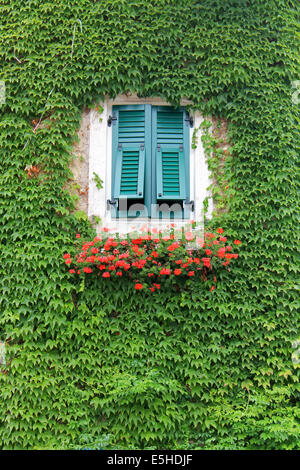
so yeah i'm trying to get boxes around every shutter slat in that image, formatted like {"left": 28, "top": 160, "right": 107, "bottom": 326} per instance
{"left": 158, "top": 139, "right": 183, "bottom": 144}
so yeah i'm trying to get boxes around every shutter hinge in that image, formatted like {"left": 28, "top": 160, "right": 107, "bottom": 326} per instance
{"left": 108, "top": 114, "right": 117, "bottom": 127}
{"left": 118, "top": 143, "right": 122, "bottom": 150}
{"left": 141, "top": 143, "right": 144, "bottom": 150}
{"left": 179, "top": 145, "right": 183, "bottom": 152}
{"left": 185, "top": 114, "right": 194, "bottom": 127}
{"left": 107, "top": 198, "right": 118, "bottom": 210}
{"left": 157, "top": 144, "right": 161, "bottom": 152}
{"left": 185, "top": 198, "right": 194, "bottom": 212}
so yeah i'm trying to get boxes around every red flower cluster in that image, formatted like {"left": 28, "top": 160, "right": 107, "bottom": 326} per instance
{"left": 63, "top": 227, "right": 241, "bottom": 292}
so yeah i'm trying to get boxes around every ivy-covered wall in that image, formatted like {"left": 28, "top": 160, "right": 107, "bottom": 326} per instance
{"left": 0, "top": 0, "right": 299, "bottom": 450}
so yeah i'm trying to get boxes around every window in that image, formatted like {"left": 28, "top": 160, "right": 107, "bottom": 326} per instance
{"left": 110, "top": 104, "right": 191, "bottom": 220}
{"left": 88, "top": 94, "right": 212, "bottom": 233}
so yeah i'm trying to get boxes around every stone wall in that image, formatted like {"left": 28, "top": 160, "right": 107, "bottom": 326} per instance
{"left": 70, "top": 108, "right": 90, "bottom": 215}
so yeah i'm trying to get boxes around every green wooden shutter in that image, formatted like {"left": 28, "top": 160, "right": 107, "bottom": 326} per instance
{"left": 155, "top": 109, "right": 188, "bottom": 201}
{"left": 112, "top": 107, "right": 145, "bottom": 200}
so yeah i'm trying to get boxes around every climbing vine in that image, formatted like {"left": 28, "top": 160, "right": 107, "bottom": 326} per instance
{"left": 0, "top": 0, "right": 299, "bottom": 450}
{"left": 199, "top": 119, "right": 234, "bottom": 217}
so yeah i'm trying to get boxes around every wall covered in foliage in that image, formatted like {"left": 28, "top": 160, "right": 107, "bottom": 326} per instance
{"left": 0, "top": 0, "right": 299, "bottom": 449}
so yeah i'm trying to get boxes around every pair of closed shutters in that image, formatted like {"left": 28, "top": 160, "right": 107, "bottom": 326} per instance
{"left": 111, "top": 104, "right": 190, "bottom": 218}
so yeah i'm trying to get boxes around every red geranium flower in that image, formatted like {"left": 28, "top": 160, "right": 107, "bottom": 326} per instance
{"left": 83, "top": 267, "right": 93, "bottom": 273}
{"left": 185, "top": 231, "right": 194, "bottom": 241}
{"left": 66, "top": 227, "right": 240, "bottom": 292}
{"left": 167, "top": 242, "right": 180, "bottom": 252}
{"left": 160, "top": 268, "right": 171, "bottom": 275}
{"left": 202, "top": 257, "right": 211, "bottom": 268}
{"left": 218, "top": 247, "right": 226, "bottom": 258}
